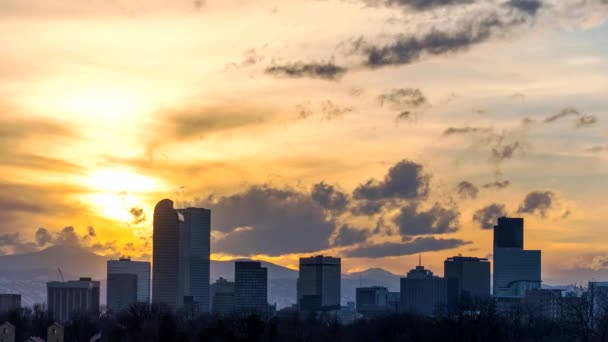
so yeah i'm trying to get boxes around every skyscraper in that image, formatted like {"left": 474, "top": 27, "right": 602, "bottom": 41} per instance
{"left": 493, "top": 217, "right": 541, "bottom": 300}
{"left": 152, "top": 199, "right": 211, "bottom": 311}
{"left": 211, "top": 277, "right": 236, "bottom": 316}
{"left": 153, "top": 199, "right": 182, "bottom": 307}
{"left": 356, "top": 286, "right": 389, "bottom": 317}
{"left": 107, "top": 258, "right": 150, "bottom": 305}
{"left": 107, "top": 273, "right": 137, "bottom": 312}
{"left": 400, "top": 265, "right": 448, "bottom": 316}
{"left": 444, "top": 256, "right": 491, "bottom": 308}
{"left": 47, "top": 278, "right": 100, "bottom": 322}
{"left": 0, "top": 294, "right": 20, "bottom": 313}
{"left": 177, "top": 207, "right": 211, "bottom": 313}
{"left": 235, "top": 261, "right": 268, "bottom": 317}
{"left": 298, "top": 255, "right": 341, "bottom": 311}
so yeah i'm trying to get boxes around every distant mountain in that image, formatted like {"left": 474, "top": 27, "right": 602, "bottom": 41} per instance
{"left": 341, "top": 268, "right": 401, "bottom": 304}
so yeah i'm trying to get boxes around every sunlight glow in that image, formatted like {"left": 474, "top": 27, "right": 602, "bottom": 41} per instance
{"left": 86, "top": 169, "right": 160, "bottom": 193}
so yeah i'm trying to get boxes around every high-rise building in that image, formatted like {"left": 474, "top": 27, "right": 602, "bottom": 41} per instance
{"left": 298, "top": 255, "right": 341, "bottom": 311}
{"left": 400, "top": 265, "right": 448, "bottom": 316}
{"left": 444, "top": 256, "right": 491, "bottom": 308}
{"left": 47, "top": 278, "right": 100, "bottom": 322}
{"left": 0, "top": 294, "right": 21, "bottom": 313}
{"left": 589, "top": 281, "right": 608, "bottom": 323}
{"left": 152, "top": 199, "right": 211, "bottom": 311}
{"left": 177, "top": 207, "right": 211, "bottom": 313}
{"left": 153, "top": 199, "right": 182, "bottom": 307}
{"left": 107, "top": 258, "right": 150, "bottom": 305}
{"left": 107, "top": 273, "right": 138, "bottom": 312}
{"left": 356, "top": 286, "right": 389, "bottom": 317}
{"left": 211, "top": 277, "right": 236, "bottom": 316}
{"left": 235, "top": 261, "right": 268, "bottom": 317}
{"left": 493, "top": 217, "right": 541, "bottom": 300}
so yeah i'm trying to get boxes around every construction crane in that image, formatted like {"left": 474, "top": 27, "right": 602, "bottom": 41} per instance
{"left": 57, "top": 267, "right": 65, "bottom": 281}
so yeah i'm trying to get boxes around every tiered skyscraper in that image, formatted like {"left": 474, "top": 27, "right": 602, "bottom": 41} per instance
{"left": 152, "top": 199, "right": 211, "bottom": 312}
{"left": 493, "top": 217, "right": 541, "bottom": 302}
{"left": 400, "top": 265, "right": 447, "bottom": 316}
{"left": 298, "top": 256, "right": 341, "bottom": 311}
{"left": 444, "top": 256, "right": 491, "bottom": 308}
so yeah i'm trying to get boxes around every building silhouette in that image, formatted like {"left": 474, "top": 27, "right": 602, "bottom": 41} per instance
{"left": 47, "top": 278, "right": 100, "bottom": 322}
{"left": 107, "top": 258, "right": 150, "bottom": 311}
{"left": 47, "top": 322, "right": 64, "bottom": 342}
{"left": 235, "top": 261, "right": 268, "bottom": 317}
{"left": 400, "top": 265, "right": 448, "bottom": 316}
{"left": 444, "top": 256, "right": 491, "bottom": 309}
{"left": 0, "top": 322, "right": 15, "bottom": 342}
{"left": 210, "top": 277, "right": 236, "bottom": 316}
{"left": 493, "top": 217, "right": 541, "bottom": 301}
{"left": 177, "top": 207, "right": 211, "bottom": 313}
{"left": 523, "top": 288, "right": 563, "bottom": 320}
{"left": 356, "top": 286, "right": 389, "bottom": 317}
{"left": 152, "top": 199, "right": 211, "bottom": 311}
{"left": 0, "top": 294, "right": 20, "bottom": 313}
{"left": 298, "top": 255, "right": 341, "bottom": 311}
{"left": 153, "top": 199, "right": 182, "bottom": 307}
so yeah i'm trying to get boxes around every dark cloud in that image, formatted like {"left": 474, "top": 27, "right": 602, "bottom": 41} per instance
{"left": 482, "top": 180, "right": 511, "bottom": 189}
{"left": 320, "top": 100, "right": 354, "bottom": 121}
{"left": 473, "top": 203, "right": 508, "bottom": 229}
{"left": 353, "top": 160, "right": 430, "bottom": 201}
{"left": 342, "top": 237, "right": 470, "bottom": 258}
{"left": 264, "top": 61, "right": 348, "bottom": 81}
{"left": 394, "top": 203, "right": 460, "bottom": 236}
{"left": 491, "top": 141, "right": 523, "bottom": 163}
{"left": 395, "top": 111, "right": 416, "bottom": 122}
{"left": 35, "top": 228, "right": 53, "bottom": 246}
{"left": 517, "top": 190, "right": 555, "bottom": 217}
{"left": 365, "top": 0, "right": 475, "bottom": 11}
{"left": 457, "top": 181, "right": 479, "bottom": 199}
{"left": 0, "top": 232, "right": 37, "bottom": 254}
{"left": 332, "top": 224, "right": 371, "bottom": 247}
{"left": 129, "top": 207, "right": 147, "bottom": 225}
{"left": 198, "top": 186, "right": 335, "bottom": 255}
{"left": 504, "top": 0, "right": 543, "bottom": 16}
{"left": 0, "top": 233, "right": 20, "bottom": 247}
{"left": 311, "top": 182, "right": 349, "bottom": 213}
{"left": 350, "top": 200, "right": 385, "bottom": 216}
{"left": 543, "top": 107, "right": 598, "bottom": 128}
{"left": 378, "top": 88, "right": 427, "bottom": 108}
{"left": 576, "top": 115, "right": 598, "bottom": 128}
{"left": 442, "top": 126, "right": 492, "bottom": 136}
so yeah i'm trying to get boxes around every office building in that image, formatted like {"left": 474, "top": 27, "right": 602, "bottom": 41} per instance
{"left": 0, "top": 294, "right": 21, "bottom": 313}
{"left": 589, "top": 282, "right": 608, "bottom": 322}
{"left": 177, "top": 207, "right": 211, "bottom": 313}
{"left": 107, "top": 273, "right": 137, "bottom": 312}
{"left": 47, "top": 278, "right": 100, "bottom": 322}
{"left": 444, "top": 256, "right": 491, "bottom": 308}
{"left": 152, "top": 199, "right": 211, "bottom": 311}
{"left": 493, "top": 217, "right": 541, "bottom": 300}
{"left": 211, "top": 277, "right": 236, "bottom": 316}
{"left": 153, "top": 199, "right": 182, "bottom": 307}
{"left": 400, "top": 265, "right": 448, "bottom": 316}
{"left": 298, "top": 255, "right": 341, "bottom": 311}
{"left": 388, "top": 292, "right": 400, "bottom": 312}
{"left": 356, "top": 286, "right": 389, "bottom": 317}
{"left": 107, "top": 258, "right": 150, "bottom": 304}
{"left": 523, "top": 288, "right": 563, "bottom": 320}
{"left": 235, "top": 261, "right": 268, "bottom": 317}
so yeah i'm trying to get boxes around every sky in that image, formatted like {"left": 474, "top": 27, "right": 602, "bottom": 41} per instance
{"left": 0, "top": 0, "right": 607, "bottom": 285}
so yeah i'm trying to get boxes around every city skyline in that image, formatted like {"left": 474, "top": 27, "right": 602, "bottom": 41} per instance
{"left": 0, "top": 0, "right": 607, "bottom": 288}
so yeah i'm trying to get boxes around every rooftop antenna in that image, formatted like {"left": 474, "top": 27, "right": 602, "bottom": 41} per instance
{"left": 57, "top": 267, "right": 65, "bottom": 282}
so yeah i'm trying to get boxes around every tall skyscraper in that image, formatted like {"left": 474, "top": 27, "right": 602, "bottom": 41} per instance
{"left": 152, "top": 199, "right": 211, "bottom": 311}
{"left": 211, "top": 277, "right": 236, "bottom": 316}
{"left": 177, "top": 207, "right": 211, "bottom": 313}
{"left": 107, "top": 273, "right": 138, "bottom": 312}
{"left": 0, "top": 294, "right": 20, "bottom": 313}
{"left": 400, "top": 265, "right": 448, "bottom": 316}
{"left": 356, "top": 286, "right": 389, "bottom": 317}
{"left": 444, "top": 256, "right": 491, "bottom": 308}
{"left": 493, "top": 217, "right": 541, "bottom": 300}
{"left": 298, "top": 255, "right": 341, "bottom": 311}
{"left": 47, "top": 278, "right": 100, "bottom": 322}
{"left": 153, "top": 199, "right": 182, "bottom": 307}
{"left": 235, "top": 261, "right": 268, "bottom": 317}
{"left": 107, "top": 258, "right": 151, "bottom": 305}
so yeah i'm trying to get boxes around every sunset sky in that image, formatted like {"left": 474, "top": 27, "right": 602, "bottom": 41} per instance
{"left": 1, "top": 0, "right": 607, "bottom": 285}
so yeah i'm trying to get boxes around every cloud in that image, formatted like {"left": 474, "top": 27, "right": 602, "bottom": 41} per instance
{"left": 482, "top": 180, "right": 511, "bottom": 189}
{"left": 353, "top": 160, "right": 430, "bottom": 201}
{"left": 226, "top": 48, "right": 265, "bottom": 70}
{"left": 543, "top": 107, "right": 598, "bottom": 128}
{"left": 364, "top": 0, "right": 476, "bottom": 11}
{"left": 342, "top": 237, "right": 470, "bottom": 258}
{"left": 168, "top": 108, "right": 266, "bottom": 140}
{"left": 395, "top": 111, "right": 416, "bottom": 122}
{"left": 576, "top": 114, "right": 598, "bottom": 128}
{"left": 491, "top": 141, "right": 523, "bottom": 163}
{"left": 442, "top": 126, "right": 492, "bottom": 136}
{"left": 35, "top": 228, "right": 53, "bottom": 246}
{"left": 473, "top": 203, "right": 508, "bottom": 229}
{"left": 544, "top": 107, "right": 581, "bottom": 123}
{"left": 129, "top": 207, "right": 147, "bottom": 224}
{"left": 264, "top": 61, "right": 348, "bottom": 81}
{"left": 378, "top": 88, "right": 427, "bottom": 108}
{"left": 517, "top": 190, "right": 555, "bottom": 217}
{"left": 311, "top": 182, "right": 349, "bottom": 213}
{"left": 320, "top": 100, "right": 354, "bottom": 121}
{"left": 198, "top": 186, "right": 335, "bottom": 255}
{"left": 0, "top": 232, "right": 38, "bottom": 254}
{"left": 394, "top": 203, "right": 460, "bottom": 236}
{"left": 332, "top": 224, "right": 371, "bottom": 247}
{"left": 457, "top": 181, "right": 479, "bottom": 199}
{"left": 586, "top": 145, "right": 607, "bottom": 153}
{"left": 350, "top": 200, "right": 385, "bottom": 216}
{"left": 504, "top": 0, "right": 543, "bottom": 16}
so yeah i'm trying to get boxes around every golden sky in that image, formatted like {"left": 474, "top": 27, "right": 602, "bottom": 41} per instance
{"left": 0, "top": 0, "right": 607, "bottom": 285}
